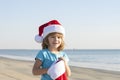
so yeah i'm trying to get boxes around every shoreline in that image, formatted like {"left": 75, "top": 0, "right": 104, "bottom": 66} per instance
{"left": 1, "top": 55, "right": 120, "bottom": 72}
{"left": 0, "top": 57, "right": 120, "bottom": 80}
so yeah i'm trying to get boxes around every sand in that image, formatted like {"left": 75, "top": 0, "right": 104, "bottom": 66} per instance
{"left": 0, "top": 57, "right": 120, "bottom": 80}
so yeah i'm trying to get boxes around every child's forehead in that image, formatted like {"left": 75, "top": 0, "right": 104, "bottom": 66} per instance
{"left": 49, "top": 32, "right": 63, "bottom": 36}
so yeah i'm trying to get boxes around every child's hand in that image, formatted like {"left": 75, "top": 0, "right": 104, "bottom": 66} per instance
{"left": 58, "top": 57, "right": 67, "bottom": 64}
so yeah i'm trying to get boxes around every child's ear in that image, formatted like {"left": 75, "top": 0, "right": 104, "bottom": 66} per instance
{"left": 45, "top": 42, "right": 48, "bottom": 45}
{"left": 45, "top": 40, "right": 49, "bottom": 46}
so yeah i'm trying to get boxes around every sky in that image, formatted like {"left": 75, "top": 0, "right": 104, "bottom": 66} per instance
{"left": 0, "top": 0, "right": 120, "bottom": 49}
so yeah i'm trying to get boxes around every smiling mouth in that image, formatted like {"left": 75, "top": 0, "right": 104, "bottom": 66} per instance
{"left": 52, "top": 42, "right": 59, "bottom": 44}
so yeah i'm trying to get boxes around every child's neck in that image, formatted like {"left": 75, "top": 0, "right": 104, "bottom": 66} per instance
{"left": 48, "top": 47, "right": 59, "bottom": 54}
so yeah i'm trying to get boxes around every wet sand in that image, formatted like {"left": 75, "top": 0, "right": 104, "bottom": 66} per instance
{"left": 0, "top": 57, "right": 120, "bottom": 80}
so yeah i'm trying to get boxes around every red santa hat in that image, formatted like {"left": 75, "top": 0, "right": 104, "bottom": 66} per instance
{"left": 47, "top": 60, "right": 68, "bottom": 80}
{"left": 35, "top": 20, "right": 65, "bottom": 43}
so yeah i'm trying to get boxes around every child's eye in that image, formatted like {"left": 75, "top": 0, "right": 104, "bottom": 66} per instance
{"left": 57, "top": 37, "right": 61, "bottom": 38}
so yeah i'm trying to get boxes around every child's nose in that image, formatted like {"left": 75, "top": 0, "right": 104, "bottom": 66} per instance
{"left": 55, "top": 37, "right": 59, "bottom": 40}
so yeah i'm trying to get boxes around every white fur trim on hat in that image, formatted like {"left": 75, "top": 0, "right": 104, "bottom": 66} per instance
{"left": 43, "top": 25, "right": 65, "bottom": 39}
{"left": 47, "top": 60, "right": 65, "bottom": 79}
{"left": 35, "top": 35, "right": 43, "bottom": 43}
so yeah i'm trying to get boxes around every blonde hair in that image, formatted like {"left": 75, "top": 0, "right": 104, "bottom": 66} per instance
{"left": 42, "top": 32, "right": 65, "bottom": 51}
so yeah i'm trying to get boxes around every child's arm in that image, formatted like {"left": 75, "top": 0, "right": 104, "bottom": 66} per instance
{"left": 59, "top": 57, "right": 71, "bottom": 76}
{"left": 32, "top": 59, "right": 48, "bottom": 75}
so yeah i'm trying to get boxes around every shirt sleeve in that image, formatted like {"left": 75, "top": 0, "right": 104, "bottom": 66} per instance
{"left": 35, "top": 51, "right": 44, "bottom": 62}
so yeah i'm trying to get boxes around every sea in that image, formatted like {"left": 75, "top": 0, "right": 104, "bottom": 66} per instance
{"left": 0, "top": 49, "right": 120, "bottom": 72}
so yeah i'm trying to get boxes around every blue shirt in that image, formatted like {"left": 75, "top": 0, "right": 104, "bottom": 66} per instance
{"left": 35, "top": 49, "right": 69, "bottom": 80}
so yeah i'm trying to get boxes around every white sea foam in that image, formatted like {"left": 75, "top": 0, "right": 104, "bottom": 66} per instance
{"left": 0, "top": 54, "right": 34, "bottom": 61}
{"left": 69, "top": 61, "right": 120, "bottom": 72}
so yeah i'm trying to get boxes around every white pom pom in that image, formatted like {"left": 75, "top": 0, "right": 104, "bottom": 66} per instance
{"left": 35, "top": 35, "right": 43, "bottom": 43}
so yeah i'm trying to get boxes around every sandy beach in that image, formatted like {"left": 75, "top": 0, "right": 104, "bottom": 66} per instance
{"left": 0, "top": 57, "right": 120, "bottom": 80}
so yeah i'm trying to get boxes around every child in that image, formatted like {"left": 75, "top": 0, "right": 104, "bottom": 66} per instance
{"left": 32, "top": 20, "right": 71, "bottom": 80}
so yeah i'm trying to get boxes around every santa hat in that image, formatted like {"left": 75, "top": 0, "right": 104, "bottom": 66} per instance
{"left": 47, "top": 60, "right": 68, "bottom": 80}
{"left": 35, "top": 20, "right": 65, "bottom": 43}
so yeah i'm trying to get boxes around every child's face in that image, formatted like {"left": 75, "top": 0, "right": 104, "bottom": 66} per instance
{"left": 48, "top": 33, "right": 62, "bottom": 49}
